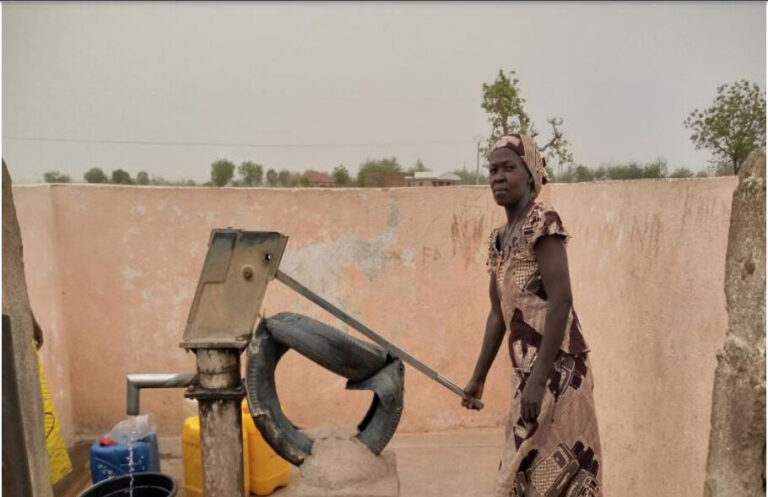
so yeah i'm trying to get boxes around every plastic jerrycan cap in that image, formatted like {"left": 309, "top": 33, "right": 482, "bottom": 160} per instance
{"left": 98, "top": 434, "right": 116, "bottom": 446}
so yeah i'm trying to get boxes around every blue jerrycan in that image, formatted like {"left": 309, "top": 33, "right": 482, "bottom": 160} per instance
{"left": 89, "top": 432, "right": 160, "bottom": 484}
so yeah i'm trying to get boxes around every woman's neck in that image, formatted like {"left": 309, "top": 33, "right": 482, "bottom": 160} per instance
{"left": 504, "top": 195, "right": 533, "bottom": 225}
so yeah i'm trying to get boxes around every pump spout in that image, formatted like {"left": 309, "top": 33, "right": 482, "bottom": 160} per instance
{"left": 126, "top": 373, "right": 198, "bottom": 416}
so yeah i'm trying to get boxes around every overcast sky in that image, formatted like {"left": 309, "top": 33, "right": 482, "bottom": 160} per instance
{"left": 3, "top": 2, "right": 765, "bottom": 183}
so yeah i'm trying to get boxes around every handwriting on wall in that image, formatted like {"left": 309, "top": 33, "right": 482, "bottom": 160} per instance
{"left": 422, "top": 245, "right": 442, "bottom": 264}
{"left": 450, "top": 209, "right": 486, "bottom": 269}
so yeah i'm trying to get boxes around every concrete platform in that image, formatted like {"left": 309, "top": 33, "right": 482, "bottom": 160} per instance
{"left": 56, "top": 428, "right": 506, "bottom": 497}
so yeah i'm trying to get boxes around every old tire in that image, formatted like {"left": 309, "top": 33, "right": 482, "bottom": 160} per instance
{"left": 245, "top": 312, "right": 404, "bottom": 466}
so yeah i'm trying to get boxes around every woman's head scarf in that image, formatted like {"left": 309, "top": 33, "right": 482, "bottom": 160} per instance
{"left": 490, "top": 133, "right": 549, "bottom": 199}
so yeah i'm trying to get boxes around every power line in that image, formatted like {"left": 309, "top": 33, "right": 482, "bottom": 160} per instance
{"left": 3, "top": 135, "right": 475, "bottom": 149}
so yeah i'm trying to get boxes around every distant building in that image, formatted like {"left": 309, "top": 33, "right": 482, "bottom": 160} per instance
{"left": 304, "top": 170, "right": 335, "bottom": 187}
{"left": 360, "top": 171, "right": 406, "bottom": 187}
{"left": 405, "top": 171, "right": 462, "bottom": 187}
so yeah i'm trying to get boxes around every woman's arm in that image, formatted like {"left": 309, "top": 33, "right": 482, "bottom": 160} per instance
{"left": 520, "top": 235, "right": 573, "bottom": 422}
{"left": 462, "top": 273, "right": 507, "bottom": 410}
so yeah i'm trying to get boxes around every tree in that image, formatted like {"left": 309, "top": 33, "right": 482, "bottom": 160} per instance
{"left": 111, "top": 169, "right": 133, "bottom": 184}
{"left": 481, "top": 69, "right": 574, "bottom": 170}
{"left": 332, "top": 165, "right": 351, "bottom": 186}
{"left": 210, "top": 159, "right": 235, "bottom": 187}
{"left": 684, "top": 80, "right": 766, "bottom": 175}
{"left": 605, "top": 162, "right": 644, "bottom": 180}
{"left": 573, "top": 165, "right": 595, "bottom": 182}
{"left": 149, "top": 175, "right": 168, "bottom": 186}
{"left": 299, "top": 173, "right": 310, "bottom": 187}
{"left": 357, "top": 157, "right": 402, "bottom": 187}
{"left": 551, "top": 158, "right": 671, "bottom": 183}
{"left": 670, "top": 167, "right": 694, "bottom": 178}
{"left": 84, "top": 167, "right": 107, "bottom": 183}
{"left": 555, "top": 164, "right": 593, "bottom": 183}
{"left": 238, "top": 161, "right": 263, "bottom": 186}
{"left": 136, "top": 171, "right": 150, "bottom": 185}
{"left": 266, "top": 168, "right": 278, "bottom": 186}
{"left": 714, "top": 161, "right": 736, "bottom": 177}
{"left": 43, "top": 171, "right": 71, "bottom": 183}
{"left": 695, "top": 169, "right": 711, "bottom": 178}
{"left": 277, "top": 169, "right": 293, "bottom": 187}
{"left": 481, "top": 70, "right": 531, "bottom": 144}
{"left": 406, "top": 159, "right": 429, "bottom": 175}
{"left": 643, "top": 158, "right": 668, "bottom": 179}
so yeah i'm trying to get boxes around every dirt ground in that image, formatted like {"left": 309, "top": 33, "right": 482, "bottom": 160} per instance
{"left": 57, "top": 428, "right": 506, "bottom": 497}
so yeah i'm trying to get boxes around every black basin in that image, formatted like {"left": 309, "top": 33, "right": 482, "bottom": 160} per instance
{"left": 77, "top": 473, "right": 176, "bottom": 497}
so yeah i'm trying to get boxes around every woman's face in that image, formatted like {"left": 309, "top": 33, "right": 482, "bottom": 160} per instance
{"left": 488, "top": 147, "right": 531, "bottom": 206}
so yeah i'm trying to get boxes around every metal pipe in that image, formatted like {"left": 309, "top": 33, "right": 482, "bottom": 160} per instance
{"left": 126, "top": 373, "right": 197, "bottom": 416}
{"left": 275, "top": 269, "right": 484, "bottom": 408}
{"left": 195, "top": 349, "right": 245, "bottom": 497}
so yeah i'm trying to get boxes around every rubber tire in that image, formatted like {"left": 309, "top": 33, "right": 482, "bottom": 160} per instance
{"left": 245, "top": 312, "right": 404, "bottom": 466}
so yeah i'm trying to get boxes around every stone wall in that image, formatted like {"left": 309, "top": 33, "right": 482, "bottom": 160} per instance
{"left": 703, "top": 149, "right": 766, "bottom": 497}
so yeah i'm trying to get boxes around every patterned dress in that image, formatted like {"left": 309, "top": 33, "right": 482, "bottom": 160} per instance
{"left": 487, "top": 202, "right": 602, "bottom": 497}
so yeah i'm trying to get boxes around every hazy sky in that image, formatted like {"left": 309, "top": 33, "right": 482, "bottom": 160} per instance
{"left": 3, "top": 2, "right": 766, "bottom": 183}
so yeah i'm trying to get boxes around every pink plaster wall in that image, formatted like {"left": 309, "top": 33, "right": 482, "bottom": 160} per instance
{"left": 14, "top": 177, "right": 737, "bottom": 496}
{"left": 14, "top": 186, "right": 77, "bottom": 445}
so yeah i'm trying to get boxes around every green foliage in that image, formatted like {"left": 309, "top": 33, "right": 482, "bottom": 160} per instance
{"left": 607, "top": 163, "right": 644, "bottom": 180}
{"left": 210, "top": 159, "right": 235, "bottom": 187}
{"left": 573, "top": 165, "right": 595, "bottom": 182}
{"left": 43, "top": 171, "right": 71, "bottom": 183}
{"left": 642, "top": 158, "right": 668, "bottom": 179}
{"left": 84, "top": 167, "right": 107, "bottom": 183}
{"left": 669, "top": 167, "right": 694, "bottom": 178}
{"left": 695, "top": 169, "right": 711, "bottom": 178}
{"left": 406, "top": 159, "right": 429, "bottom": 175}
{"left": 277, "top": 169, "right": 293, "bottom": 187}
{"left": 684, "top": 80, "right": 766, "bottom": 174}
{"left": 332, "top": 165, "right": 351, "bottom": 186}
{"left": 266, "top": 168, "right": 278, "bottom": 186}
{"left": 357, "top": 157, "right": 402, "bottom": 187}
{"left": 481, "top": 70, "right": 531, "bottom": 148}
{"left": 299, "top": 174, "right": 310, "bottom": 188}
{"left": 554, "top": 158, "right": 669, "bottom": 183}
{"left": 481, "top": 69, "right": 574, "bottom": 169}
{"left": 556, "top": 165, "right": 593, "bottom": 183}
{"left": 148, "top": 175, "right": 168, "bottom": 185}
{"left": 238, "top": 161, "right": 263, "bottom": 186}
{"left": 136, "top": 171, "right": 150, "bottom": 185}
{"left": 111, "top": 169, "right": 133, "bottom": 184}
{"left": 714, "top": 161, "right": 735, "bottom": 177}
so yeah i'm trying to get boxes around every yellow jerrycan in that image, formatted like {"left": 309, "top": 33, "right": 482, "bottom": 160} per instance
{"left": 241, "top": 400, "right": 291, "bottom": 495}
{"left": 182, "top": 400, "right": 291, "bottom": 496}
{"left": 182, "top": 413, "right": 250, "bottom": 497}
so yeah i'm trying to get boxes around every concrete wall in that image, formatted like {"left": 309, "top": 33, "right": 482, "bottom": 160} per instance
{"left": 3, "top": 164, "right": 53, "bottom": 497}
{"left": 14, "top": 177, "right": 737, "bottom": 497}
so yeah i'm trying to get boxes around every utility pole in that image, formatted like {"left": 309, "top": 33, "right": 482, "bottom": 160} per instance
{"left": 474, "top": 136, "right": 483, "bottom": 185}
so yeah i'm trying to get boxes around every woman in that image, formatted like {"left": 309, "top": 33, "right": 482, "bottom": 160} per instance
{"left": 33, "top": 313, "right": 73, "bottom": 485}
{"left": 462, "top": 134, "right": 602, "bottom": 497}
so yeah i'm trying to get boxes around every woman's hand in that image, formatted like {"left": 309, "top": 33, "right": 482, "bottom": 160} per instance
{"left": 520, "top": 378, "right": 546, "bottom": 423}
{"left": 462, "top": 378, "right": 485, "bottom": 410}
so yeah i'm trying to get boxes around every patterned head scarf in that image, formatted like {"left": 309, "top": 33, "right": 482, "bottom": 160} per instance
{"left": 490, "top": 133, "right": 549, "bottom": 199}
